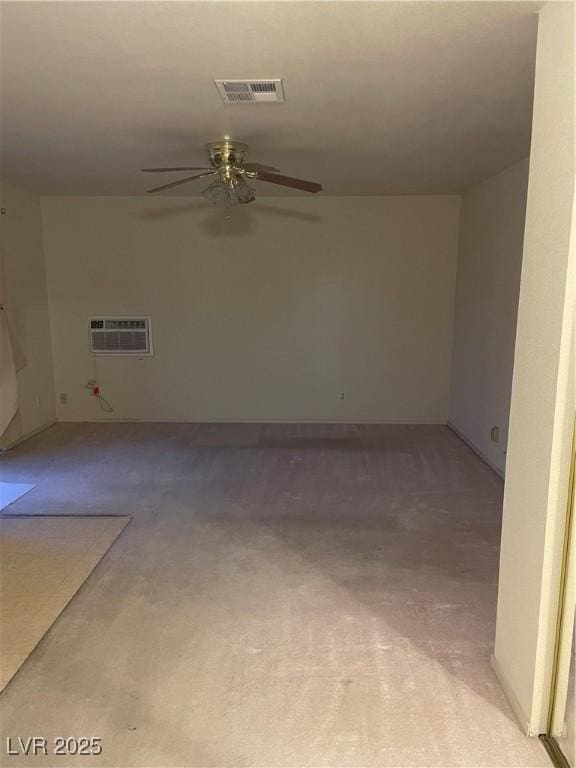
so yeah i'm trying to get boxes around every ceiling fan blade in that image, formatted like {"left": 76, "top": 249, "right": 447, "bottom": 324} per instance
{"left": 253, "top": 171, "right": 322, "bottom": 193}
{"left": 242, "top": 162, "right": 281, "bottom": 173}
{"left": 146, "top": 171, "right": 216, "bottom": 194}
{"left": 142, "top": 167, "right": 212, "bottom": 172}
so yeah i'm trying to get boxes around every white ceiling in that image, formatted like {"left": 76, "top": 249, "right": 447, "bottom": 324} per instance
{"left": 0, "top": 1, "right": 540, "bottom": 196}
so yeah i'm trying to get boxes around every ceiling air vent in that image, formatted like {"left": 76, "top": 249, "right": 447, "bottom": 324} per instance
{"left": 89, "top": 317, "right": 153, "bottom": 356}
{"left": 215, "top": 79, "right": 285, "bottom": 104}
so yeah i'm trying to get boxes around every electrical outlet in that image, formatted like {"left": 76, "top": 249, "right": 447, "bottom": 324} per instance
{"left": 491, "top": 425, "right": 500, "bottom": 443}
{"left": 340, "top": 392, "right": 345, "bottom": 400}
{"left": 34, "top": 395, "right": 41, "bottom": 408}
{"left": 59, "top": 393, "right": 68, "bottom": 405}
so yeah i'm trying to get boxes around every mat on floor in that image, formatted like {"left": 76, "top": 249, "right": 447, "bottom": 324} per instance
{"left": 0, "top": 481, "right": 36, "bottom": 511}
{"left": 0, "top": 515, "right": 129, "bottom": 690}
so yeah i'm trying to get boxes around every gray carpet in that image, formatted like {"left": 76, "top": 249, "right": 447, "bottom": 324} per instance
{"left": 0, "top": 514, "right": 129, "bottom": 690}
{"left": 0, "top": 423, "right": 549, "bottom": 766}
{"left": 0, "top": 481, "right": 36, "bottom": 511}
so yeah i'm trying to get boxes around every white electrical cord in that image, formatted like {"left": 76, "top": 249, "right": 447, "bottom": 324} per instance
{"left": 84, "top": 378, "right": 114, "bottom": 413}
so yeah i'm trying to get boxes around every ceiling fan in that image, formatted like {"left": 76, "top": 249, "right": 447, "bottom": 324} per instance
{"left": 142, "top": 139, "right": 322, "bottom": 205}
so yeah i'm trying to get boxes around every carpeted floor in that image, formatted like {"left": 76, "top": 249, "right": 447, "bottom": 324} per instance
{"left": 0, "top": 515, "right": 129, "bottom": 690}
{"left": 0, "top": 481, "right": 36, "bottom": 511}
{"left": 0, "top": 423, "right": 549, "bottom": 766}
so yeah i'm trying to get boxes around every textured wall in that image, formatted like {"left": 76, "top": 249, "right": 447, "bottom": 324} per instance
{"left": 0, "top": 182, "right": 56, "bottom": 445}
{"left": 42, "top": 195, "right": 460, "bottom": 423}
{"left": 450, "top": 158, "right": 529, "bottom": 474}
{"left": 494, "top": 0, "right": 576, "bottom": 735}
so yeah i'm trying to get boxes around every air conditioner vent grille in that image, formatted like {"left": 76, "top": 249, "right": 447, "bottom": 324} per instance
{"left": 89, "top": 317, "right": 153, "bottom": 356}
{"left": 215, "top": 79, "right": 285, "bottom": 103}
{"left": 227, "top": 91, "right": 253, "bottom": 103}
{"left": 251, "top": 82, "right": 277, "bottom": 93}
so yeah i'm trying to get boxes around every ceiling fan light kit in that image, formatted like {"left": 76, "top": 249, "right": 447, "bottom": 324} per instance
{"left": 142, "top": 138, "right": 322, "bottom": 205}
{"left": 202, "top": 175, "right": 256, "bottom": 207}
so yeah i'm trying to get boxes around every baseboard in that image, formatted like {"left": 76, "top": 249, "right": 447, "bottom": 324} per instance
{"left": 447, "top": 421, "right": 505, "bottom": 479}
{"left": 491, "top": 654, "right": 534, "bottom": 736}
{"left": 56, "top": 416, "right": 449, "bottom": 425}
{"left": 0, "top": 419, "right": 57, "bottom": 451}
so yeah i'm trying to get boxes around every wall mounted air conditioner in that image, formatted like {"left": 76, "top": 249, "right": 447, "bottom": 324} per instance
{"left": 89, "top": 317, "right": 153, "bottom": 356}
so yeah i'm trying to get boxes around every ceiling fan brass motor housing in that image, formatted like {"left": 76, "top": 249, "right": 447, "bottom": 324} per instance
{"left": 207, "top": 140, "right": 249, "bottom": 172}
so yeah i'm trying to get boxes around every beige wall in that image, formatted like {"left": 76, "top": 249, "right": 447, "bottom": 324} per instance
{"left": 449, "top": 158, "right": 529, "bottom": 475}
{"left": 41, "top": 195, "right": 460, "bottom": 423}
{"left": 0, "top": 182, "right": 56, "bottom": 445}
{"left": 493, "top": 0, "right": 576, "bottom": 735}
